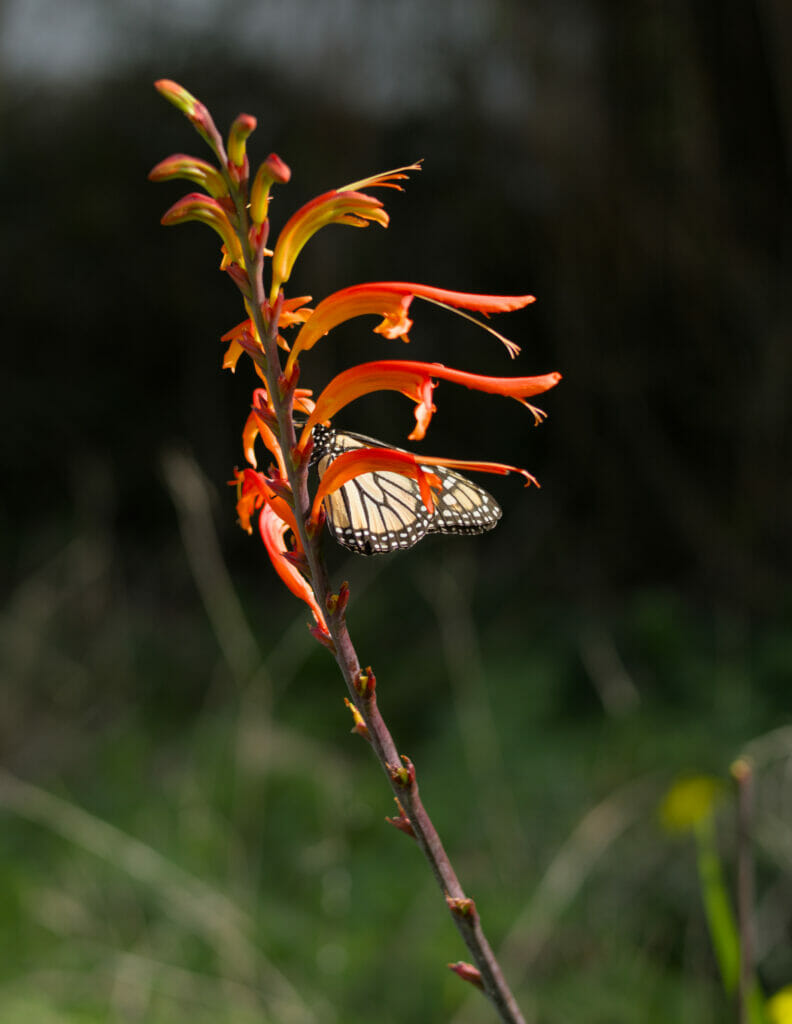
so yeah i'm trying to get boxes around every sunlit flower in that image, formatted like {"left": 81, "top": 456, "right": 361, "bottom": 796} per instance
{"left": 250, "top": 153, "right": 292, "bottom": 224}
{"left": 160, "top": 193, "right": 244, "bottom": 266}
{"left": 285, "top": 282, "right": 534, "bottom": 375}
{"left": 148, "top": 154, "right": 229, "bottom": 198}
{"left": 222, "top": 296, "right": 314, "bottom": 371}
{"left": 269, "top": 165, "right": 421, "bottom": 299}
{"left": 226, "top": 113, "right": 256, "bottom": 182}
{"left": 298, "top": 359, "right": 561, "bottom": 447}
{"left": 258, "top": 504, "right": 330, "bottom": 641}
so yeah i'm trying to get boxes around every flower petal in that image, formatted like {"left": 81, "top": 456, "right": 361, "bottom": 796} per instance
{"left": 285, "top": 282, "right": 535, "bottom": 373}
{"left": 161, "top": 193, "right": 244, "bottom": 265}
{"left": 270, "top": 192, "right": 389, "bottom": 297}
{"left": 299, "top": 360, "right": 561, "bottom": 447}
{"left": 259, "top": 505, "right": 330, "bottom": 639}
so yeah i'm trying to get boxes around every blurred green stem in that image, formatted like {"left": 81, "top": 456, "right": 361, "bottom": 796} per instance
{"left": 694, "top": 814, "right": 767, "bottom": 1023}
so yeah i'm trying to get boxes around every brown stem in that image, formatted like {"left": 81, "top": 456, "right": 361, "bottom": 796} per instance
{"left": 233, "top": 207, "right": 526, "bottom": 1024}
{"left": 733, "top": 758, "right": 755, "bottom": 1024}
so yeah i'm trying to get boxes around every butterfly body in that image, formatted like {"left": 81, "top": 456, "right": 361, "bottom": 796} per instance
{"left": 310, "top": 425, "right": 502, "bottom": 555}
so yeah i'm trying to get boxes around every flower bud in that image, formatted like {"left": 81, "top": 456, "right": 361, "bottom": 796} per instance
{"left": 154, "top": 80, "right": 222, "bottom": 155}
{"left": 148, "top": 154, "right": 228, "bottom": 198}
{"left": 250, "top": 153, "right": 292, "bottom": 225}
{"left": 448, "top": 962, "right": 484, "bottom": 990}
{"left": 344, "top": 698, "right": 370, "bottom": 740}
{"left": 160, "top": 193, "right": 243, "bottom": 265}
{"left": 227, "top": 114, "right": 256, "bottom": 183}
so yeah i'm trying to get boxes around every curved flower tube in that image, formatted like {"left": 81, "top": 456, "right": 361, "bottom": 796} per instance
{"left": 233, "top": 467, "right": 300, "bottom": 541}
{"left": 285, "top": 283, "right": 535, "bottom": 374}
{"left": 411, "top": 454, "right": 539, "bottom": 488}
{"left": 299, "top": 360, "right": 562, "bottom": 446}
{"left": 271, "top": 192, "right": 389, "bottom": 298}
{"left": 270, "top": 164, "right": 421, "bottom": 299}
{"left": 259, "top": 504, "right": 329, "bottom": 639}
{"left": 161, "top": 193, "right": 244, "bottom": 266}
{"left": 148, "top": 154, "right": 229, "bottom": 198}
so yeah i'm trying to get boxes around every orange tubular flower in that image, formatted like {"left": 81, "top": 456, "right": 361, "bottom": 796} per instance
{"left": 309, "top": 448, "right": 443, "bottom": 527}
{"left": 285, "top": 282, "right": 535, "bottom": 375}
{"left": 269, "top": 164, "right": 422, "bottom": 299}
{"left": 148, "top": 154, "right": 229, "bottom": 198}
{"left": 222, "top": 296, "right": 315, "bottom": 370}
{"left": 259, "top": 504, "right": 330, "bottom": 640}
{"left": 298, "top": 359, "right": 562, "bottom": 447}
{"left": 233, "top": 467, "right": 300, "bottom": 541}
{"left": 161, "top": 193, "right": 244, "bottom": 266}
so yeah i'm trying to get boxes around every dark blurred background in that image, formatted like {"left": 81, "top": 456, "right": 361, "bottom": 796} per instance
{"left": 1, "top": 2, "right": 791, "bottom": 1022}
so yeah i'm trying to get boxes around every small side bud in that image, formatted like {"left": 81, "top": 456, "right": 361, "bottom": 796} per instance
{"left": 248, "top": 219, "right": 271, "bottom": 259}
{"left": 309, "top": 623, "right": 335, "bottom": 650}
{"left": 448, "top": 962, "right": 484, "bottom": 990}
{"left": 446, "top": 896, "right": 477, "bottom": 919}
{"left": 388, "top": 755, "right": 415, "bottom": 789}
{"left": 385, "top": 798, "right": 415, "bottom": 838}
{"left": 355, "top": 667, "right": 376, "bottom": 698}
{"left": 266, "top": 476, "right": 294, "bottom": 503}
{"left": 305, "top": 506, "right": 326, "bottom": 540}
{"left": 278, "top": 366, "right": 299, "bottom": 401}
{"left": 224, "top": 261, "right": 251, "bottom": 295}
{"left": 282, "top": 549, "right": 310, "bottom": 577}
{"left": 336, "top": 581, "right": 350, "bottom": 615}
{"left": 344, "top": 698, "right": 370, "bottom": 740}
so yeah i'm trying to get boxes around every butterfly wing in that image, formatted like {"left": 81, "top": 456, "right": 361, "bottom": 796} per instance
{"left": 311, "top": 426, "right": 502, "bottom": 555}
{"left": 312, "top": 428, "right": 433, "bottom": 554}
{"left": 425, "top": 464, "right": 502, "bottom": 536}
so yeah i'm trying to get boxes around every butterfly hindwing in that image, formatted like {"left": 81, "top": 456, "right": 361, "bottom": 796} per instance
{"left": 311, "top": 426, "right": 502, "bottom": 555}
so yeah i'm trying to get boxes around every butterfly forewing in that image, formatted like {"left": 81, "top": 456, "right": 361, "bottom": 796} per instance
{"left": 311, "top": 426, "right": 502, "bottom": 555}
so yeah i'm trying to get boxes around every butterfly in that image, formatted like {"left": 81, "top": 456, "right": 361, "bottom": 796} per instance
{"left": 310, "top": 425, "right": 502, "bottom": 555}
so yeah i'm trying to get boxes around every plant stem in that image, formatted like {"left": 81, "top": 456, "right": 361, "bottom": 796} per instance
{"left": 235, "top": 217, "right": 526, "bottom": 1023}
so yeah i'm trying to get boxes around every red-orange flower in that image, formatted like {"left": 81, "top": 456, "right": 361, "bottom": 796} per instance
{"left": 161, "top": 193, "right": 244, "bottom": 266}
{"left": 269, "top": 165, "right": 421, "bottom": 300}
{"left": 298, "top": 359, "right": 561, "bottom": 447}
{"left": 222, "top": 296, "right": 315, "bottom": 372}
{"left": 285, "top": 282, "right": 534, "bottom": 375}
{"left": 258, "top": 504, "right": 330, "bottom": 640}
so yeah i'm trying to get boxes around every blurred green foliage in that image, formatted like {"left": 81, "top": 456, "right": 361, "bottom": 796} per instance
{"left": 1, "top": 511, "right": 790, "bottom": 1022}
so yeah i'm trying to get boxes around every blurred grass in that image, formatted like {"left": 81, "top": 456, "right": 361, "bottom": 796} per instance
{"left": 1, "top": 459, "right": 790, "bottom": 1023}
